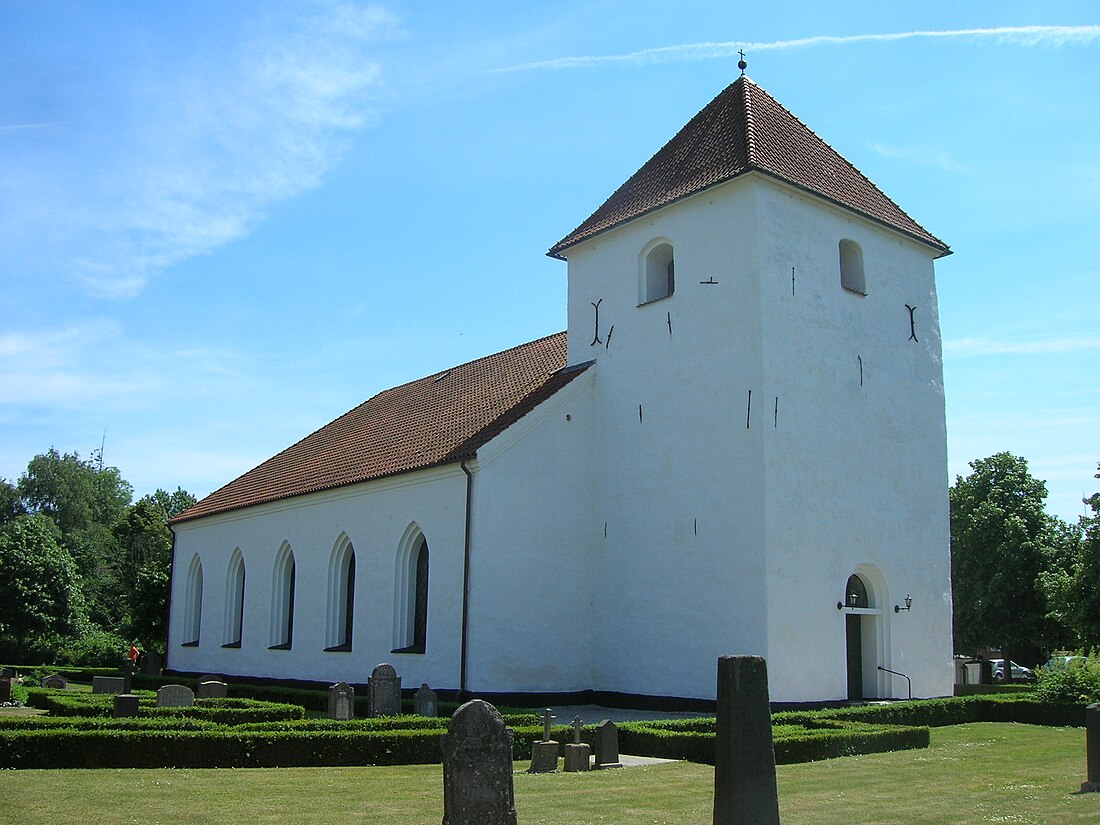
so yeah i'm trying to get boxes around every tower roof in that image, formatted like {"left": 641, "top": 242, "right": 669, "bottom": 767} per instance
{"left": 548, "top": 76, "right": 949, "bottom": 258}
{"left": 172, "top": 332, "right": 584, "bottom": 524}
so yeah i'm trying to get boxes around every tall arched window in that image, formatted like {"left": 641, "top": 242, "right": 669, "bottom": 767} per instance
{"left": 839, "top": 239, "right": 866, "bottom": 294}
{"left": 182, "top": 554, "right": 203, "bottom": 646}
{"left": 269, "top": 542, "right": 296, "bottom": 650}
{"left": 223, "top": 549, "right": 245, "bottom": 648}
{"left": 393, "top": 524, "right": 429, "bottom": 653}
{"left": 325, "top": 535, "right": 356, "bottom": 652}
{"left": 639, "top": 240, "right": 675, "bottom": 303}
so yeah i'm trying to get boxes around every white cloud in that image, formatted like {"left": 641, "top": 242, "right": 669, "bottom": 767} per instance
{"left": 944, "top": 334, "right": 1100, "bottom": 356}
{"left": 4, "top": 2, "right": 399, "bottom": 298}
{"left": 498, "top": 25, "right": 1100, "bottom": 72}
{"left": 869, "top": 143, "right": 971, "bottom": 174}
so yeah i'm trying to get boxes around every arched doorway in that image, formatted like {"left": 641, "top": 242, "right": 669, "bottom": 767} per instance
{"left": 843, "top": 574, "right": 869, "bottom": 701}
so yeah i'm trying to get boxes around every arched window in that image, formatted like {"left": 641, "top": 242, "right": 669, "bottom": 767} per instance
{"left": 182, "top": 554, "right": 203, "bottom": 646}
{"left": 223, "top": 549, "right": 245, "bottom": 648}
{"left": 640, "top": 240, "right": 675, "bottom": 303}
{"left": 839, "top": 239, "right": 866, "bottom": 294}
{"left": 269, "top": 542, "right": 296, "bottom": 650}
{"left": 393, "top": 524, "right": 429, "bottom": 653}
{"left": 325, "top": 535, "right": 356, "bottom": 652}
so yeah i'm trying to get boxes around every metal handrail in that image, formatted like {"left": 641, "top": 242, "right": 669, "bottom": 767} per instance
{"left": 877, "top": 666, "right": 912, "bottom": 700}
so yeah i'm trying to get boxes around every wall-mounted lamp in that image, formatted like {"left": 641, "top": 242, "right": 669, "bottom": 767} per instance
{"left": 836, "top": 591, "right": 860, "bottom": 611}
{"left": 894, "top": 594, "right": 913, "bottom": 613}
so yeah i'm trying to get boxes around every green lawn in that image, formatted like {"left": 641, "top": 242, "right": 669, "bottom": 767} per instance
{"left": 0, "top": 723, "right": 1095, "bottom": 824}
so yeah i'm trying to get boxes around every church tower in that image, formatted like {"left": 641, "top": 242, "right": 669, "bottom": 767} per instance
{"left": 549, "top": 76, "right": 953, "bottom": 702}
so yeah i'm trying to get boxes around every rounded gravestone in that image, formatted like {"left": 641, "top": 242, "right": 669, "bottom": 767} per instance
{"left": 441, "top": 700, "right": 517, "bottom": 825}
{"left": 370, "top": 663, "right": 396, "bottom": 680}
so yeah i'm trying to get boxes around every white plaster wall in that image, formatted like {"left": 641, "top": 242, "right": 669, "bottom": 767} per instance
{"left": 751, "top": 180, "right": 953, "bottom": 701}
{"left": 168, "top": 465, "right": 468, "bottom": 688}
{"left": 464, "top": 369, "right": 597, "bottom": 693}
{"left": 561, "top": 180, "right": 771, "bottom": 700}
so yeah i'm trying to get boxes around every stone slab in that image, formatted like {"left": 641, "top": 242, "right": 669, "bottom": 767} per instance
{"left": 92, "top": 676, "right": 126, "bottom": 695}
{"left": 113, "top": 694, "right": 141, "bottom": 717}
{"left": 196, "top": 680, "right": 228, "bottom": 699}
{"left": 528, "top": 740, "right": 560, "bottom": 773}
{"left": 156, "top": 684, "right": 195, "bottom": 708}
{"left": 563, "top": 743, "right": 591, "bottom": 772}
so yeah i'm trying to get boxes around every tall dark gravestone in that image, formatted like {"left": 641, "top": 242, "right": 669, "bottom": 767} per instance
{"left": 713, "top": 655, "right": 781, "bottom": 825}
{"left": 1083, "top": 703, "right": 1100, "bottom": 793}
{"left": 441, "top": 700, "right": 518, "bottom": 825}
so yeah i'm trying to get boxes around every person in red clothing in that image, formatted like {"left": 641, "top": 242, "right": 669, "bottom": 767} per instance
{"left": 127, "top": 643, "right": 139, "bottom": 664}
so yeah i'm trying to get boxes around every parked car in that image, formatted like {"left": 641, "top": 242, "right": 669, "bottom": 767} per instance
{"left": 990, "top": 659, "right": 1034, "bottom": 680}
{"left": 1042, "top": 655, "right": 1085, "bottom": 671}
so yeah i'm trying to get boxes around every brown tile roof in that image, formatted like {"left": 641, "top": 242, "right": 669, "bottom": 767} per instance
{"left": 548, "top": 76, "right": 949, "bottom": 258}
{"left": 172, "top": 332, "right": 585, "bottom": 524}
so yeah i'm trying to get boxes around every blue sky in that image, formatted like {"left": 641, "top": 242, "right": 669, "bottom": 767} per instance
{"left": 2, "top": 1, "right": 1097, "bottom": 522}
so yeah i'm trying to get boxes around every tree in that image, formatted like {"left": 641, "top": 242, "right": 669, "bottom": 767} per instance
{"left": 17, "top": 448, "right": 133, "bottom": 629}
{"left": 950, "top": 452, "right": 1060, "bottom": 663}
{"left": 0, "top": 478, "right": 25, "bottom": 526}
{"left": 114, "top": 489, "right": 197, "bottom": 650}
{"left": 1071, "top": 465, "right": 1100, "bottom": 651}
{"left": 0, "top": 514, "right": 83, "bottom": 661}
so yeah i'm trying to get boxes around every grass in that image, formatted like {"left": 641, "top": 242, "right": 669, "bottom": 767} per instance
{"left": 0, "top": 723, "right": 1095, "bottom": 824}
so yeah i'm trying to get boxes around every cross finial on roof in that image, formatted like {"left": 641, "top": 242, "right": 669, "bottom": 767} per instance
{"left": 737, "top": 49, "right": 747, "bottom": 76}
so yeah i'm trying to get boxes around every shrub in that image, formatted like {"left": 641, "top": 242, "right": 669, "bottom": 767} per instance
{"left": 1033, "top": 656, "right": 1100, "bottom": 704}
{"left": 55, "top": 630, "right": 130, "bottom": 668}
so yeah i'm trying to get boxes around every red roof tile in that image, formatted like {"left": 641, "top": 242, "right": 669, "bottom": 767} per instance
{"left": 172, "top": 332, "right": 584, "bottom": 524}
{"left": 548, "top": 77, "right": 948, "bottom": 258}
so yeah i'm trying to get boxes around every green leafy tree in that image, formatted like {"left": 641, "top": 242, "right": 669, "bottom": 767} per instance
{"left": 17, "top": 448, "right": 133, "bottom": 629}
{"left": 950, "top": 452, "right": 1060, "bottom": 663}
{"left": 114, "top": 489, "right": 197, "bottom": 650}
{"left": 1071, "top": 465, "right": 1100, "bottom": 650}
{"left": 0, "top": 514, "right": 84, "bottom": 661}
{"left": 0, "top": 478, "right": 25, "bottom": 526}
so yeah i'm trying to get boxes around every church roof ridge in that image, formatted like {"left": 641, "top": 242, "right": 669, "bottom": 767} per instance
{"left": 172, "top": 331, "right": 582, "bottom": 524}
{"left": 548, "top": 76, "right": 949, "bottom": 259}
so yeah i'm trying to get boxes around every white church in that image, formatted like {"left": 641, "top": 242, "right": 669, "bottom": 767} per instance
{"left": 168, "top": 76, "right": 954, "bottom": 705}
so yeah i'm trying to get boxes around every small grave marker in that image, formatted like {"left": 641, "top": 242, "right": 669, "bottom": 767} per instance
{"left": 92, "top": 676, "right": 126, "bottom": 695}
{"left": 1083, "top": 703, "right": 1100, "bottom": 793}
{"left": 712, "top": 655, "right": 780, "bottom": 825}
{"left": 197, "top": 680, "right": 228, "bottom": 699}
{"left": 441, "top": 699, "right": 518, "bottom": 825}
{"left": 367, "top": 663, "right": 401, "bottom": 717}
{"left": 328, "top": 681, "right": 355, "bottom": 720}
{"left": 140, "top": 651, "right": 162, "bottom": 676}
{"left": 528, "top": 708, "right": 559, "bottom": 773}
{"left": 564, "top": 715, "right": 591, "bottom": 772}
{"left": 156, "top": 684, "right": 195, "bottom": 708}
{"left": 414, "top": 683, "right": 438, "bottom": 717}
{"left": 40, "top": 674, "right": 67, "bottom": 690}
{"left": 594, "top": 719, "right": 623, "bottom": 769}
{"left": 113, "top": 694, "right": 141, "bottom": 717}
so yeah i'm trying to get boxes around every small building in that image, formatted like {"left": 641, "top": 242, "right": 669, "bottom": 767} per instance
{"left": 168, "top": 76, "right": 954, "bottom": 704}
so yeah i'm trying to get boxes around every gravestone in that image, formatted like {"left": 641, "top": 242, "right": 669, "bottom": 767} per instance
{"left": 197, "top": 680, "right": 228, "bottom": 699}
{"left": 113, "top": 694, "right": 141, "bottom": 717}
{"left": 0, "top": 678, "right": 10, "bottom": 703}
{"left": 40, "top": 674, "right": 67, "bottom": 689}
{"left": 414, "top": 683, "right": 438, "bottom": 717}
{"left": 198, "top": 674, "right": 222, "bottom": 686}
{"left": 140, "top": 651, "right": 163, "bottom": 676}
{"left": 328, "top": 681, "right": 355, "bottom": 720}
{"left": 1, "top": 667, "right": 14, "bottom": 679}
{"left": 564, "top": 715, "right": 591, "bottom": 772}
{"left": 120, "top": 659, "right": 135, "bottom": 694}
{"left": 1083, "top": 703, "right": 1100, "bottom": 793}
{"left": 528, "top": 708, "right": 559, "bottom": 773}
{"left": 92, "top": 676, "right": 126, "bottom": 695}
{"left": 157, "top": 684, "right": 195, "bottom": 708}
{"left": 594, "top": 719, "right": 623, "bottom": 769}
{"left": 367, "top": 663, "right": 401, "bottom": 717}
{"left": 441, "top": 699, "right": 518, "bottom": 825}
{"left": 713, "top": 655, "right": 781, "bottom": 825}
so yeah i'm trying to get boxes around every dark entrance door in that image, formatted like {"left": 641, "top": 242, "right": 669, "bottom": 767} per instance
{"left": 846, "top": 614, "right": 863, "bottom": 701}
